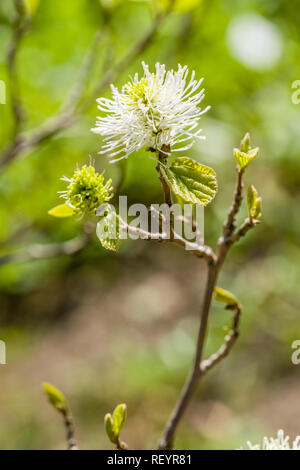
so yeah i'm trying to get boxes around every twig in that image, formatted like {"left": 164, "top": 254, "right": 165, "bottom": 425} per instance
{"left": 223, "top": 167, "right": 244, "bottom": 239}
{"left": 62, "top": 410, "right": 78, "bottom": 450}
{"left": 156, "top": 144, "right": 172, "bottom": 207}
{"left": 200, "top": 303, "right": 241, "bottom": 373}
{"left": 7, "top": 0, "right": 28, "bottom": 136}
{"left": 118, "top": 214, "right": 216, "bottom": 265}
{"left": 158, "top": 165, "right": 250, "bottom": 450}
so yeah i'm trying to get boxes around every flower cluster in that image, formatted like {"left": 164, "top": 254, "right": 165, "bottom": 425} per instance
{"left": 60, "top": 165, "right": 113, "bottom": 217}
{"left": 241, "top": 430, "right": 300, "bottom": 450}
{"left": 92, "top": 62, "right": 209, "bottom": 162}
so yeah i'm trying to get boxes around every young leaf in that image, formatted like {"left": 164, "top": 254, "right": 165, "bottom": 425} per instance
{"left": 112, "top": 403, "right": 127, "bottom": 437}
{"left": 42, "top": 382, "right": 68, "bottom": 413}
{"left": 161, "top": 157, "right": 217, "bottom": 206}
{"left": 105, "top": 413, "right": 117, "bottom": 444}
{"left": 247, "top": 185, "right": 257, "bottom": 216}
{"left": 234, "top": 147, "right": 259, "bottom": 169}
{"left": 96, "top": 208, "right": 120, "bottom": 252}
{"left": 240, "top": 132, "right": 251, "bottom": 153}
{"left": 48, "top": 203, "right": 75, "bottom": 218}
{"left": 247, "top": 185, "right": 262, "bottom": 220}
{"left": 213, "top": 287, "right": 239, "bottom": 307}
{"left": 253, "top": 197, "right": 262, "bottom": 219}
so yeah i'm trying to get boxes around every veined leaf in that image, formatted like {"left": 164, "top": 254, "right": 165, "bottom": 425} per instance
{"left": 96, "top": 207, "right": 119, "bottom": 252}
{"left": 213, "top": 287, "right": 239, "bottom": 307}
{"left": 42, "top": 382, "right": 67, "bottom": 413}
{"left": 234, "top": 147, "right": 259, "bottom": 169}
{"left": 48, "top": 203, "right": 75, "bottom": 218}
{"left": 161, "top": 157, "right": 217, "bottom": 206}
{"left": 112, "top": 404, "right": 127, "bottom": 437}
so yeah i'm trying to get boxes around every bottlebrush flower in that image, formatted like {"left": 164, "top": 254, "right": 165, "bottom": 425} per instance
{"left": 241, "top": 430, "right": 300, "bottom": 450}
{"left": 60, "top": 165, "right": 113, "bottom": 217}
{"left": 92, "top": 62, "right": 209, "bottom": 162}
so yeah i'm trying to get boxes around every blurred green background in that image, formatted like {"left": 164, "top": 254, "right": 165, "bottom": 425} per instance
{"left": 0, "top": 0, "right": 300, "bottom": 450}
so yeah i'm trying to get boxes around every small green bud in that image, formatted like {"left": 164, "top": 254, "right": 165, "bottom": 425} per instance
{"left": 42, "top": 382, "right": 68, "bottom": 414}
{"left": 61, "top": 165, "right": 114, "bottom": 217}
{"left": 240, "top": 132, "right": 251, "bottom": 153}
{"left": 104, "top": 403, "right": 127, "bottom": 445}
{"left": 247, "top": 185, "right": 262, "bottom": 220}
{"left": 213, "top": 287, "right": 239, "bottom": 308}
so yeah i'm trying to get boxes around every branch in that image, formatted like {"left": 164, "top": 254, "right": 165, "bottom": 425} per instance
{"left": 200, "top": 303, "right": 241, "bottom": 374}
{"left": 0, "top": 8, "right": 171, "bottom": 169}
{"left": 7, "top": 0, "right": 28, "bottom": 136}
{"left": 156, "top": 144, "right": 172, "bottom": 207}
{"left": 223, "top": 167, "right": 245, "bottom": 239}
{"left": 118, "top": 215, "right": 216, "bottom": 265}
{"left": 158, "top": 162, "right": 252, "bottom": 450}
{"left": 62, "top": 410, "right": 78, "bottom": 450}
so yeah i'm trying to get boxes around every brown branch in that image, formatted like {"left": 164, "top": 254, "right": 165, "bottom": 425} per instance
{"left": 7, "top": 0, "right": 28, "bottom": 136}
{"left": 200, "top": 303, "right": 241, "bottom": 374}
{"left": 222, "top": 167, "right": 245, "bottom": 239}
{"left": 158, "top": 164, "right": 250, "bottom": 450}
{"left": 118, "top": 215, "right": 216, "bottom": 265}
{"left": 0, "top": 8, "right": 171, "bottom": 170}
{"left": 62, "top": 410, "right": 78, "bottom": 450}
{"left": 156, "top": 144, "right": 172, "bottom": 207}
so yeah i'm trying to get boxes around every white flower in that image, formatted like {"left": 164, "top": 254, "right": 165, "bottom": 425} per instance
{"left": 91, "top": 62, "right": 209, "bottom": 162}
{"left": 241, "top": 430, "right": 300, "bottom": 450}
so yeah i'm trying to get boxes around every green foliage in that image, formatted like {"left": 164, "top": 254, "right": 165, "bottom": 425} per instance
{"left": 96, "top": 206, "right": 120, "bottom": 252}
{"left": 104, "top": 403, "right": 127, "bottom": 445}
{"left": 234, "top": 134, "right": 259, "bottom": 170}
{"left": 213, "top": 287, "right": 239, "bottom": 307}
{"left": 161, "top": 157, "right": 217, "bottom": 206}
{"left": 247, "top": 185, "right": 262, "bottom": 220}
{"left": 42, "top": 382, "right": 68, "bottom": 414}
{"left": 48, "top": 203, "right": 75, "bottom": 218}
{"left": 60, "top": 165, "right": 114, "bottom": 218}
{"left": 234, "top": 148, "right": 259, "bottom": 170}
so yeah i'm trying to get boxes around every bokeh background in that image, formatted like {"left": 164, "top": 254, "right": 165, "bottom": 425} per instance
{"left": 0, "top": 0, "right": 300, "bottom": 450}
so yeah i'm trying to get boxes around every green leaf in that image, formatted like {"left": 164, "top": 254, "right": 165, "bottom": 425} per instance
{"left": 48, "top": 203, "right": 75, "bottom": 218}
{"left": 234, "top": 147, "right": 259, "bottom": 169}
{"left": 105, "top": 413, "right": 117, "bottom": 444}
{"left": 240, "top": 132, "right": 251, "bottom": 153}
{"left": 161, "top": 157, "right": 217, "bottom": 206}
{"left": 112, "top": 403, "right": 127, "bottom": 437}
{"left": 42, "top": 382, "right": 67, "bottom": 413}
{"left": 213, "top": 287, "right": 239, "bottom": 307}
{"left": 247, "top": 185, "right": 262, "bottom": 220}
{"left": 96, "top": 207, "right": 119, "bottom": 252}
{"left": 253, "top": 197, "right": 262, "bottom": 219}
{"left": 247, "top": 185, "right": 257, "bottom": 216}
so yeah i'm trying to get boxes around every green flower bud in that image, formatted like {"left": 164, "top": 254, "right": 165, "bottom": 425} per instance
{"left": 61, "top": 165, "right": 113, "bottom": 217}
